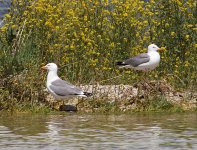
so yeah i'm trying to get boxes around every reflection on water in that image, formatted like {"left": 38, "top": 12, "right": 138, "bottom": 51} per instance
{"left": 0, "top": 112, "right": 197, "bottom": 150}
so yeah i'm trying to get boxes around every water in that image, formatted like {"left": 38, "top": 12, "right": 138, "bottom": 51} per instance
{"left": 0, "top": 112, "right": 197, "bottom": 150}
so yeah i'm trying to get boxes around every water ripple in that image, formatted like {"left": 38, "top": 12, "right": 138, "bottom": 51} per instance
{"left": 0, "top": 113, "right": 196, "bottom": 150}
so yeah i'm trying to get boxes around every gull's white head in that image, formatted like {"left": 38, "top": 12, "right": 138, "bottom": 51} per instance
{"left": 147, "top": 44, "right": 160, "bottom": 52}
{"left": 41, "top": 63, "right": 58, "bottom": 72}
{"left": 148, "top": 44, "right": 165, "bottom": 53}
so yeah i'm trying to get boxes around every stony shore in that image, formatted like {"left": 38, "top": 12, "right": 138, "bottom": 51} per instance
{"left": 46, "top": 80, "right": 197, "bottom": 112}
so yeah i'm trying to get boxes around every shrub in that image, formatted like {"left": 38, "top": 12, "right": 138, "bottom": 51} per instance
{"left": 0, "top": 0, "right": 196, "bottom": 110}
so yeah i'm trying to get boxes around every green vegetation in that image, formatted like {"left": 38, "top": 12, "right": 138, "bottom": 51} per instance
{"left": 0, "top": 0, "right": 196, "bottom": 112}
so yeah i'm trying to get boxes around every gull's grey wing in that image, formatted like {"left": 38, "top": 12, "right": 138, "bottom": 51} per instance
{"left": 49, "top": 79, "right": 83, "bottom": 96}
{"left": 0, "top": 0, "right": 11, "bottom": 27}
{"left": 124, "top": 53, "right": 150, "bottom": 67}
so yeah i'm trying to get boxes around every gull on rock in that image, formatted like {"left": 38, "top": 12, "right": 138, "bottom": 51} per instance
{"left": 41, "top": 63, "right": 92, "bottom": 100}
{"left": 116, "top": 44, "right": 165, "bottom": 72}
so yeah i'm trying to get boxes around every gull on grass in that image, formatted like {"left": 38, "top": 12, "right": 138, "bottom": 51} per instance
{"left": 116, "top": 44, "right": 165, "bottom": 72}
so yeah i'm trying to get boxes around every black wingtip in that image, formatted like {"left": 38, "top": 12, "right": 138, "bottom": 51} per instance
{"left": 84, "top": 92, "right": 93, "bottom": 97}
{"left": 116, "top": 61, "right": 126, "bottom": 66}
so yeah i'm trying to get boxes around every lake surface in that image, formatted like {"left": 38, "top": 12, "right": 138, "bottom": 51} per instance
{"left": 0, "top": 112, "right": 197, "bottom": 150}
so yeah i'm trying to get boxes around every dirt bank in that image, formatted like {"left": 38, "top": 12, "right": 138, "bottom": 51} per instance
{"left": 45, "top": 80, "right": 197, "bottom": 112}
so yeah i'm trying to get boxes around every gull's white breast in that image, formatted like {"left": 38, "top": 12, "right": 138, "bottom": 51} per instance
{"left": 137, "top": 51, "right": 160, "bottom": 71}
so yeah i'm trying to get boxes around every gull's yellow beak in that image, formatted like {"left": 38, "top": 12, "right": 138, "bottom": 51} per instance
{"left": 158, "top": 47, "right": 166, "bottom": 52}
{"left": 41, "top": 65, "right": 47, "bottom": 70}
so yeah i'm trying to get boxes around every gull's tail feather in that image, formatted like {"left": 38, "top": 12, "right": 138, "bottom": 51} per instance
{"left": 84, "top": 92, "right": 93, "bottom": 97}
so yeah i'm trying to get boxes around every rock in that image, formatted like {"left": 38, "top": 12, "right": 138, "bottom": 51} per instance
{"left": 59, "top": 105, "right": 77, "bottom": 112}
